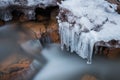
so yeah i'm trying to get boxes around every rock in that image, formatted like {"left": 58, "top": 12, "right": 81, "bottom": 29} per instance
{"left": 58, "top": 0, "right": 120, "bottom": 63}
{"left": 50, "top": 6, "right": 59, "bottom": 21}
{"left": 49, "top": 31, "right": 60, "bottom": 43}
{"left": 19, "top": 14, "right": 29, "bottom": 22}
{"left": 48, "top": 20, "right": 58, "bottom": 32}
{"left": 46, "top": 7, "right": 60, "bottom": 43}
{"left": 0, "top": 4, "right": 60, "bottom": 79}
{"left": 47, "top": 19, "right": 60, "bottom": 43}
{"left": 117, "top": 5, "right": 120, "bottom": 13}
{"left": 35, "top": 7, "right": 51, "bottom": 21}
{"left": 0, "top": 9, "right": 12, "bottom": 21}
{"left": 36, "top": 15, "right": 48, "bottom": 21}
{"left": 107, "top": 0, "right": 120, "bottom": 13}
{"left": 81, "top": 74, "right": 97, "bottom": 80}
{"left": 0, "top": 23, "right": 45, "bottom": 60}
{"left": 21, "top": 21, "right": 46, "bottom": 40}
{"left": 0, "top": 20, "right": 5, "bottom": 26}
{"left": 0, "top": 0, "right": 59, "bottom": 21}
{"left": 102, "top": 48, "right": 120, "bottom": 59}
{"left": 107, "top": 48, "right": 120, "bottom": 59}
{"left": 0, "top": 24, "right": 45, "bottom": 80}
{"left": 0, "top": 54, "right": 33, "bottom": 80}
{"left": 95, "top": 40, "right": 120, "bottom": 59}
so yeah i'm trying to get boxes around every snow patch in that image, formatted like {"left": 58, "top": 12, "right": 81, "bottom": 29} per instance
{"left": 0, "top": 0, "right": 58, "bottom": 21}
{"left": 58, "top": 0, "right": 120, "bottom": 64}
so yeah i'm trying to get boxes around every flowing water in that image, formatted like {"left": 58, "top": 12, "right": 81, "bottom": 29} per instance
{"left": 34, "top": 44, "right": 120, "bottom": 80}
{"left": 0, "top": 21, "right": 120, "bottom": 80}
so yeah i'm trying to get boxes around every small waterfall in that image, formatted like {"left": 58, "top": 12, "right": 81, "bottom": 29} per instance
{"left": 39, "top": 33, "right": 52, "bottom": 46}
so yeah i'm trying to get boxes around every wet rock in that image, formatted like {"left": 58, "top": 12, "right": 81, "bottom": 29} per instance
{"left": 0, "top": 20, "right": 5, "bottom": 26}
{"left": 47, "top": 8, "right": 60, "bottom": 43}
{"left": 47, "top": 20, "right": 60, "bottom": 43}
{"left": 0, "top": 54, "right": 33, "bottom": 80}
{"left": 0, "top": 10, "right": 12, "bottom": 21}
{"left": 117, "top": 4, "right": 120, "bottom": 13}
{"left": 21, "top": 21, "right": 46, "bottom": 39}
{"left": 49, "top": 31, "right": 60, "bottom": 43}
{"left": 0, "top": 4, "right": 60, "bottom": 79}
{"left": 19, "top": 14, "right": 29, "bottom": 22}
{"left": 95, "top": 40, "right": 120, "bottom": 59}
{"left": 103, "top": 48, "right": 120, "bottom": 59}
{"left": 36, "top": 15, "right": 48, "bottom": 21}
{"left": 0, "top": 0, "right": 59, "bottom": 21}
{"left": 81, "top": 74, "right": 97, "bottom": 80}
{"left": 107, "top": 0, "right": 120, "bottom": 13}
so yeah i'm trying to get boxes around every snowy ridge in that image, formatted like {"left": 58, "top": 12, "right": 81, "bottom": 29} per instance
{"left": 0, "top": 0, "right": 58, "bottom": 21}
{"left": 0, "top": 0, "right": 57, "bottom": 8}
{"left": 58, "top": 0, "right": 120, "bottom": 64}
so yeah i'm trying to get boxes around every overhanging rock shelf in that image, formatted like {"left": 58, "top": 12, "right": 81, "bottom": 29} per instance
{"left": 57, "top": 0, "right": 120, "bottom": 64}
{"left": 0, "top": 0, "right": 59, "bottom": 21}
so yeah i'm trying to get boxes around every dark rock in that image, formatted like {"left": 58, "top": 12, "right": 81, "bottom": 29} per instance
{"left": 0, "top": 0, "right": 59, "bottom": 21}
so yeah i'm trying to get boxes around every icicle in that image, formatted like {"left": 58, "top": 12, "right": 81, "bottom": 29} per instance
{"left": 57, "top": 0, "right": 120, "bottom": 64}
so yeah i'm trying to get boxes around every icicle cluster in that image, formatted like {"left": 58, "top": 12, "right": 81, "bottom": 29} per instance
{"left": 58, "top": 0, "right": 120, "bottom": 64}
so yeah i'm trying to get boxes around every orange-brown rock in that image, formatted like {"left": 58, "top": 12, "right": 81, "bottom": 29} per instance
{"left": 49, "top": 30, "right": 60, "bottom": 43}
{"left": 0, "top": 22, "right": 46, "bottom": 80}
{"left": 19, "top": 14, "right": 29, "bottom": 22}
{"left": 0, "top": 6, "right": 60, "bottom": 80}
{"left": 36, "top": 15, "right": 48, "bottom": 21}
{"left": 47, "top": 19, "right": 60, "bottom": 43}
{"left": 21, "top": 21, "right": 46, "bottom": 40}
{"left": 95, "top": 39, "right": 120, "bottom": 59}
{"left": 0, "top": 53, "right": 33, "bottom": 80}
{"left": 81, "top": 74, "right": 97, "bottom": 80}
{"left": 103, "top": 48, "right": 120, "bottom": 59}
{"left": 117, "top": 5, "right": 120, "bottom": 13}
{"left": 0, "top": 20, "right": 5, "bottom": 26}
{"left": 47, "top": 8, "right": 60, "bottom": 43}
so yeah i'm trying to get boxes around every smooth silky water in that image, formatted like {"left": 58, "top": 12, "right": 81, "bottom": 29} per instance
{"left": 34, "top": 43, "right": 120, "bottom": 80}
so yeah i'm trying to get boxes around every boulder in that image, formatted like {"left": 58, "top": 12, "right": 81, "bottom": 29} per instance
{"left": 58, "top": 0, "right": 120, "bottom": 63}
{"left": 107, "top": 0, "right": 120, "bottom": 13}
{"left": 0, "top": 0, "right": 59, "bottom": 21}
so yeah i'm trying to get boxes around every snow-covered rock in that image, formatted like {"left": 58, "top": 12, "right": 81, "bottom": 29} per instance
{"left": 58, "top": 0, "right": 120, "bottom": 64}
{"left": 0, "top": 0, "right": 58, "bottom": 8}
{"left": 0, "top": 0, "right": 59, "bottom": 21}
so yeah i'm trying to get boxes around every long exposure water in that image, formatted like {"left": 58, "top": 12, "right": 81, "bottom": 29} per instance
{"left": 0, "top": 23, "right": 120, "bottom": 80}
{"left": 34, "top": 44, "right": 120, "bottom": 80}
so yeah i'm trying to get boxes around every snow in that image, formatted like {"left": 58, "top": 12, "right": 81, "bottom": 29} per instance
{"left": 0, "top": 0, "right": 58, "bottom": 21}
{"left": 0, "top": 0, "right": 57, "bottom": 8}
{"left": 27, "top": 0, "right": 57, "bottom": 7}
{"left": 58, "top": 0, "right": 120, "bottom": 64}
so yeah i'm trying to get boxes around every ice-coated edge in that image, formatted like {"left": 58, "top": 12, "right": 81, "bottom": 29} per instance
{"left": 0, "top": 0, "right": 58, "bottom": 21}
{"left": 0, "top": 0, "right": 57, "bottom": 8}
{"left": 57, "top": 0, "right": 120, "bottom": 64}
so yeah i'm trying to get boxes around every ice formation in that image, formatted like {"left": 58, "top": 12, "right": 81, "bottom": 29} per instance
{"left": 0, "top": 0, "right": 58, "bottom": 21}
{"left": 58, "top": 0, "right": 120, "bottom": 64}
{"left": 0, "top": 0, "right": 57, "bottom": 8}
